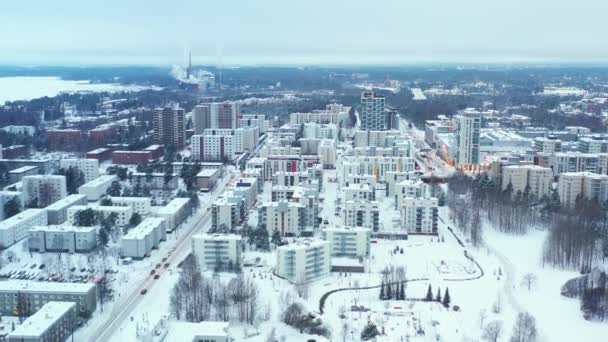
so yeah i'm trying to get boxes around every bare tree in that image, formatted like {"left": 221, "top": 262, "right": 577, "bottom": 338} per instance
{"left": 492, "top": 294, "right": 502, "bottom": 314}
{"left": 510, "top": 312, "right": 537, "bottom": 342}
{"left": 521, "top": 273, "right": 537, "bottom": 291}
{"left": 482, "top": 320, "right": 503, "bottom": 342}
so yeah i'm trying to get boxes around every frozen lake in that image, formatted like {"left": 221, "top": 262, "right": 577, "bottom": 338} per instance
{"left": 0, "top": 76, "right": 157, "bottom": 104}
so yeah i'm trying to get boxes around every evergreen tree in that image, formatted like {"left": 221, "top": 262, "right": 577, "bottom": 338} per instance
{"left": 425, "top": 284, "right": 433, "bottom": 301}
{"left": 394, "top": 283, "right": 400, "bottom": 300}
{"left": 400, "top": 281, "right": 406, "bottom": 300}
{"left": 442, "top": 288, "right": 451, "bottom": 308}
{"left": 379, "top": 282, "right": 385, "bottom": 300}
{"left": 436, "top": 287, "right": 441, "bottom": 302}
{"left": 386, "top": 283, "right": 392, "bottom": 300}
{"left": 3, "top": 196, "right": 20, "bottom": 219}
{"left": 271, "top": 229, "right": 282, "bottom": 247}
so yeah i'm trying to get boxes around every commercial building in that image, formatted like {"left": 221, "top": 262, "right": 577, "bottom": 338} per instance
{"left": 342, "top": 200, "right": 380, "bottom": 231}
{"left": 0, "top": 209, "right": 47, "bottom": 248}
{"left": 8, "top": 165, "right": 39, "bottom": 184}
{"left": 67, "top": 204, "right": 133, "bottom": 227}
{"left": 7, "top": 302, "right": 76, "bottom": 342}
{"left": 153, "top": 106, "right": 186, "bottom": 147}
{"left": 154, "top": 198, "right": 191, "bottom": 232}
{"left": 78, "top": 175, "right": 117, "bottom": 201}
{"left": 501, "top": 165, "right": 553, "bottom": 199}
{"left": 120, "top": 218, "right": 167, "bottom": 259}
{"left": 360, "top": 92, "right": 386, "bottom": 130}
{"left": 0, "top": 281, "right": 96, "bottom": 316}
{"left": 455, "top": 108, "right": 481, "bottom": 166}
{"left": 276, "top": 240, "right": 331, "bottom": 284}
{"left": 109, "top": 196, "right": 152, "bottom": 215}
{"left": 401, "top": 197, "right": 438, "bottom": 235}
{"left": 28, "top": 225, "right": 97, "bottom": 253}
{"left": 59, "top": 158, "right": 100, "bottom": 183}
{"left": 425, "top": 119, "right": 455, "bottom": 148}
{"left": 192, "top": 234, "right": 243, "bottom": 271}
{"left": 22, "top": 175, "right": 67, "bottom": 208}
{"left": 322, "top": 227, "right": 371, "bottom": 258}
{"left": 44, "top": 194, "right": 88, "bottom": 225}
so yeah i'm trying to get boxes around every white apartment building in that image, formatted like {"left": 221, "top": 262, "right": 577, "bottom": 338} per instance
{"left": 549, "top": 152, "right": 607, "bottom": 176}
{"left": 154, "top": 198, "right": 191, "bottom": 232}
{"left": 384, "top": 171, "right": 418, "bottom": 196}
{"left": 0, "top": 125, "right": 35, "bottom": 136}
{"left": 7, "top": 301, "right": 76, "bottom": 342}
{"left": 395, "top": 179, "right": 428, "bottom": 207}
{"left": 8, "top": 165, "right": 39, "bottom": 184}
{"left": 534, "top": 137, "right": 562, "bottom": 153}
{"left": 501, "top": 165, "right": 553, "bottom": 199}
{"left": 319, "top": 139, "right": 336, "bottom": 168}
{"left": 322, "top": 227, "right": 371, "bottom": 258}
{"left": 0, "top": 281, "right": 96, "bottom": 316}
{"left": 276, "top": 240, "right": 331, "bottom": 284}
{"left": 360, "top": 92, "right": 386, "bottom": 130}
{"left": 78, "top": 175, "right": 117, "bottom": 201}
{"left": 401, "top": 196, "right": 439, "bottom": 235}
{"left": 272, "top": 171, "right": 309, "bottom": 187}
{"left": 192, "top": 234, "right": 243, "bottom": 272}
{"left": 342, "top": 200, "right": 380, "bottom": 231}
{"left": 558, "top": 172, "right": 608, "bottom": 208}
{"left": 344, "top": 183, "right": 375, "bottom": 202}
{"left": 337, "top": 156, "right": 415, "bottom": 185}
{"left": 455, "top": 108, "right": 481, "bottom": 166}
{"left": 109, "top": 196, "right": 152, "bottom": 215}
{"left": 28, "top": 225, "right": 97, "bottom": 253}
{"left": 345, "top": 174, "right": 377, "bottom": 188}
{"left": 67, "top": 204, "right": 133, "bottom": 227}
{"left": 258, "top": 200, "right": 305, "bottom": 236}
{"left": 303, "top": 123, "right": 338, "bottom": 140}
{"left": 353, "top": 130, "right": 401, "bottom": 148}
{"left": 259, "top": 145, "right": 301, "bottom": 157}
{"left": 44, "top": 194, "right": 87, "bottom": 225}
{"left": 0, "top": 209, "right": 47, "bottom": 248}
{"left": 120, "top": 218, "right": 166, "bottom": 259}
{"left": 22, "top": 175, "right": 67, "bottom": 208}
{"left": 211, "top": 194, "right": 245, "bottom": 231}
{"left": 59, "top": 158, "right": 100, "bottom": 183}
{"left": 289, "top": 105, "right": 350, "bottom": 125}
{"left": 579, "top": 137, "right": 608, "bottom": 154}
{"left": 262, "top": 156, "right": 308, "bottom": 181}
{"left": 239, "top": 114, "right": 268, "bottom": 133}
{"left": 166, "top": 321, "right": 231, "bottom": 342}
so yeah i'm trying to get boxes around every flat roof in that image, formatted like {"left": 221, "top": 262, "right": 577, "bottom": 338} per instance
{"left": 0, "top": 209, "right": 45, "bottom": 230}
{"left": 87, "top": 148, "right": 111, "bottom": 154}
{"left": 277, "top": 239, "right": 329, "bottom": 251}
{"left": 0, "top": 280, "right": 95, "bottom": 294}
{"left": 165, "top": 321, "right": 229, "bottom": 341}
{"left": 196, "top": 169, "right": 220, "bottom": 177}
{"left": 8, "top": 165, "right": 38, "bottom": 174}
{"left": 44, "top": 194, "right": 87, "bottom": 211}
{"left": 80, "top": 175, "right": 117, "bottom": 188}
{"left": 8, "top": 302, "right": 75, "bottom": 338}
{"left": 193, "top": 233, "right": 242, "bottom": 241}
{"left": 30, "top": 224, "right": 96, "bottom": 233}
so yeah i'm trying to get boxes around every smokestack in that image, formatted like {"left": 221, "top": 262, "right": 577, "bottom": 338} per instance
{"left": 187, "top": 51, "right": 192, "bottom": 80}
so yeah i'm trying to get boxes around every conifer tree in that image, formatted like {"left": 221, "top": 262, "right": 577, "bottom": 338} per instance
{"left": 436, "top": 287, "right": 441, "bottom": 302}
{"left": 425, "top": 284, "right": 433, "bottom": 301}
{"left": 442, "top": 288, "right": 451, "bottom": 308}
{"left": 379, "top": 282, "right": 385, "bottom": 300}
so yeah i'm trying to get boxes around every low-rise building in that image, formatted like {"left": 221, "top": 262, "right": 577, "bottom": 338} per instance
{"left": 131, "top": 172, "right": 178, "bottom": 190}
{"left": 59, "top": 158, "right": 100, "bottom": 183}
{"left": 196, "top": 168, "right": 221, "bottom": 190}
{"left": 276, "top": 240, "right": 331, "bottom": 284}
{"left": 109, "top": 196, "right": 152, "bottom": 215}
{"left": 154, "top": 198, "right": 191, "bottom": 232}
{"left": 192, "top": 234, "right": 243, "bottom": 271}
{"left": 0, "top": 209, "right": 47, "bottom": 248}
{"left": 120, "top": 218, "right": 167, "bottom": 259}
{"left": 44, "top": 194, "right": 88, "bottom": 225}
{"left": 8, "top": 165, "right": 39, "bottom": 184}
{"left": 67, "top": 204, "right": 133, "bottom": 227}
{"left": 28, "top": 225, "right": 97, "bottom": 253}
{"left": 22, "top": 175, "right": 67, "bottom": 208}
{"left": 78, "top": 175, "right": 117, "bottom": 201}
{"left": 165, "top": 321, "right": 231, "bottom": 342}
{"left": 0, "top": 281, "right": 96, "bottom": 316}
{"left": 7, "top": 302, "right": 76, "bottom": 342}
{"left": 322, "top": 227, "right": 371, "bottom": 258}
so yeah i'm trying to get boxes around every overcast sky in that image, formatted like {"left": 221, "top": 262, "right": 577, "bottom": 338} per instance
{"left": 2, "top": 0, "right": 608, "bottom": 66}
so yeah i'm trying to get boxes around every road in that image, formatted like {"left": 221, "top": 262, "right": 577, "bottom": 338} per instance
{"left": 85, "top": 172, "right": 236, "bottom": 342}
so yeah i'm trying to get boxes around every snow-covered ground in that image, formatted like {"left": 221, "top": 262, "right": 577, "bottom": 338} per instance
{"left": 0, "top": 76, "right": 160, "bottom": 104}
{"left": 411, "top": 88, "right": 427, "bottom": 100}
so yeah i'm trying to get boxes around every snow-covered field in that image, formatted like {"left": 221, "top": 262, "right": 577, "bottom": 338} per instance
{"left": 0, "top": 76, "right": 159, "bottom": 104}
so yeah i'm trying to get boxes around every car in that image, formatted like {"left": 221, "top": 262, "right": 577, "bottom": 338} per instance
{"left": 162, "top": 257, "right": 167, "bottom": 262}
{"left": 155, "top": 264, "right": 161, "bottom": 269}
{"left": 80, "top": 268, "right": 86, "bottom": 272}
{"left": 140, "top": 289, "right": 147, "bottom": 295}
{"left": 150, "top": 270, "right": 156, "bottom": 275}
{"left": 163, "top": 263, "right": 170, "bottom": 268}
{"left": 38, "top": 264, "right": 46, "bottom": 270}
{"left": 153, "top": 274, "right": 160, "bottom": 279}
{"left": 29, "top": 264, "right": 36, "bottom": 269}
{"left": 70, "top": 267, "right": 76, "bottom": 272}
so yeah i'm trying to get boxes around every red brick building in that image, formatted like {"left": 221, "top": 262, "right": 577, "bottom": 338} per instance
{"left": 47, "top": 129, "right": 83, "bottom": 151}
{"left": 143, "top": 145, "right": 163, "bottom": 160}
{"left": 1, "top": 145, "right": 28, "bottom": 159}
{"left": 112, "top": 150, "right": 152, "bottom": 165}
{"left": 86, "top": 148, "right": 112, "bottom": 161}
{"left": 89, "top": 126, "right": 117, "bottom": 147}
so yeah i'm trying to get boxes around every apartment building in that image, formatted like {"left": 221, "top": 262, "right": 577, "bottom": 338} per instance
{"left": 7, "top": 302, "right": 76, "bottom": 342}
{"left": 153, "top": 106, "right": 186, "bottom": 147}
{"left": 258, "top": 200, "right": 306, "bottom": 237}
{"left": 28, "top": 225, "right": 97, "bottom": 253}
{"left": 319, "top": 139, "right": 336, "bottom": 168}
{"left": 360, "top": 92, "right": 386, "bottom": 130}
{"left": 353, "top": 130, "right": 401, "bottom": 148}
{"left": 549, "top": 152, "right": 608, "bottom": 176}
{"left": 154, "top": 198, "right": 191, "bottom": 232}
{"left": 211, "top": 194, "right": 245, "bottom": 231}
{"left": 240, "top": 114, "right": 268, "bottom": 133}
{"left": 130, "top": 172, "right": 179, "bottom": 190}
{"left": 337, "top": 156, "right": 415, "bottom": 184}
{"left": 558, "top": 172, "right": 608, "bottom": 208}
{"left": 78, "top": 175, "right": 117, "bottom": 201}
{"left": 67, "top": 204, "right": 133, "bottom": 227}
{"left": 276, "top": 240, "right": 331, "bottom": 284}
{"left": 0, "top": 209, "right": 47, "bottom": 248}
{"left": 321, "top": 227, "right": 371, "bottom": 258}
{"left": 455, "top": 108, "right": 481, "bottom": 166}
{"left": 59, "top": 158, "right": 100, "bottom": 183}
{"left": 501, "top": 165, "right": 553, "bottom": 199}
{"left": 342, "top": 201, "right": 380, "bottom": 231}
{"left": 44, "top": 194, "right": 88, "bottom": 225}
{"left": 120, "top": 218, "right": 167, "bottom": 259}
{"left": 344, "top": 183, "right": 375, "bottom": 202}
{"left": 534, "top": 137, "right": 562, "bottom": 153}
{"left": 109, "top": 196, "right": 152, "bottom": 215}
{"left": 289, "top": 104, "right": 350, "bottom": 125}
{"left": 22, "top": 175, "right": 67, "bottom": 208}
{"left": 401, "top": 196, "right": 439, "bottom": 235}
{"left": 578, "top": 137, "right": 608, "bottom": 154}
{"left": 8, "top": 165, "right": 39, "bottom": 184}
{"left": 192, "top": 234, "right": 243, "bottom": 272}
{"left": 0, "top": 281, "right": 96, "bottom": 316}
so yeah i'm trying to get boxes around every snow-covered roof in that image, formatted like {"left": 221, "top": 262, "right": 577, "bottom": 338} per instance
{"left": 165, "top": 321, "right": 229, "bottom": 341}
{"left": 44, "top": 194, "right": 87, "bottom": 210}
{"left": 7, "top": 302, "right": 75, "bottom": 338}
{"left": 0, "top": 280, "right": 95, "bottom": 294}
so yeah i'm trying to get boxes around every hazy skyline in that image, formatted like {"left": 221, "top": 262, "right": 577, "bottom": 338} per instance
{"left": 3, "top": 0, "right": 608, "bottom": 66}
